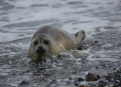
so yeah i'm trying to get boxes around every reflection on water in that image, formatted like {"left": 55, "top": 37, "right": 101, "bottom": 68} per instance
{"left": 0, "top": 0, "right": 121, "bottom": 86}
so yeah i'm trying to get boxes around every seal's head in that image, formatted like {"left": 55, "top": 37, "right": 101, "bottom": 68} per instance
{"left": 28, "top": 34, "right": 53, "bottom": 63}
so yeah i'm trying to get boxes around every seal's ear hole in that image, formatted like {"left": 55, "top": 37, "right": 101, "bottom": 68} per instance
{"left": 75, "top": 30, "right": 85, "bottom": 37}
{"left": 75, "top": 32, "right": 78, "bottom": 37}
{"left": 34, "top": 41, "right": 38, "bottom": 45}
{"left": 43, "top": 39, "right": 49, "bottom": 45}
{"left": 75, "top": 32, "right": 80, "bottom": 37}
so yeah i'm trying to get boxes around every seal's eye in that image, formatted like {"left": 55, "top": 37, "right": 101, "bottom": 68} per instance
{"left": 34, "top": 41, "right": 38, "bottom": 45}
{"left": 43, "top": 40, "right": 49, "bottom": 45}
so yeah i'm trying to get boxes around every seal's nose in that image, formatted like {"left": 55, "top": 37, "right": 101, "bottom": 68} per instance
{"left": 36, "top": 46, "right": 46, "bottom": 54}
{"left": 39, "top": 46, "right": 43, "bottom": 49}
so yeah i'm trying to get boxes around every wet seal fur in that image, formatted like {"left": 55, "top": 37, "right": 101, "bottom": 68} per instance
{"left": 28, "top": 25, "right": 87, "bottom": 63}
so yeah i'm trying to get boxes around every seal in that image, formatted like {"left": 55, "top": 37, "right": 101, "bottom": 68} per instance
{"left": 27, "top": 25, "right": 87, "bottom": 63}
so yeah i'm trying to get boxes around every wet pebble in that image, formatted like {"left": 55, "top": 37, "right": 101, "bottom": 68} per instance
{"left": 73, "top": 77, "right": 84, "bottom": 83}
{"left": 93, "top": 68, "right": 121, "bottom": 87}
{"left": 18, "top": 80, "right": 29, "bottom": 87}
{"left": 97, "top": 79, "right": 108, "bottom": 87}
{"left": 74, "top": 82, "right": 80, "bottom": 86}
{"left": 113, "top": 80, "right": 121, "bottom": 87}
{"left": 77, "top": 77, "right": 84, "bottom": 82}
{"left": 73, "top": 77, "right": 88, "bottom": 87}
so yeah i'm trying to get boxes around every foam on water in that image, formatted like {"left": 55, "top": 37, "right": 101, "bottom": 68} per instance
{"left": 0, "top": 32, "right": 32, "bottom": 42}
{"left": 0, "top": 32, "right": 19, "bottom": 42}
{"left": 87, "top": 57, "right": 118, "bottom": 62}
{"left": 0, "top": 0, "right": 120, "bottom": 42}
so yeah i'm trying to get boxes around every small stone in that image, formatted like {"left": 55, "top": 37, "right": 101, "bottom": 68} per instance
{"left": 95, "top": 66, "right": 99, "bottom": 69}
{"left": 51, "top": 80, "right": 57, "bottom": 84}
{"left": 78, "top": 77, "right": 84, "bottom": 82}
{"left": 68, "top": 77, "right": 72, "bottom": 80}
{"left": 94, "top": 40, "right": 99, "bottom": 44}
{"left": 113, "top": 67, "right": 116, "bottom": 70}
{"left": 117, "top": 70, "right": 121, "bottom": 73}
{"left": 74, "top": 82, "right": 79, "bottom": 86}
{"left": 79, "top": 84, "right": 89, "bottom": 87}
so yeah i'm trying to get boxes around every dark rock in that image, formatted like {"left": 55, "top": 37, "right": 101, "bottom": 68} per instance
{"left": 18, "top": 80, "right": 29, "bottom": 87}
{"left": 113, "top": 80, "right": 121, "bottom": 87}
{"left": 105, "top": 73, "right": 114, "bottom": 82}
{"left": 79, "top": 84, "right": 89, "bottom": 87}
{"left": 85, "top": 73, "right": 100, "bottom": 81}
{"left": 113, "top": 67, "right": 116, "bottom": 70}
{"left": 117, "top": 69, "right": 121, "bottom": 73}
{"left": 78, "top": 77, "right": 84, "bottom": 82}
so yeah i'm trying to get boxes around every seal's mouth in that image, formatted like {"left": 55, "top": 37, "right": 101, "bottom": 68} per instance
{"left": 36, "top": 46, "right": 46, "bottom": 54}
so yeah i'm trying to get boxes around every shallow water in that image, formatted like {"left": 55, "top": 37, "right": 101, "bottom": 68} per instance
{"left": 0, "top": 0, "right": 121, "bottom": 87}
